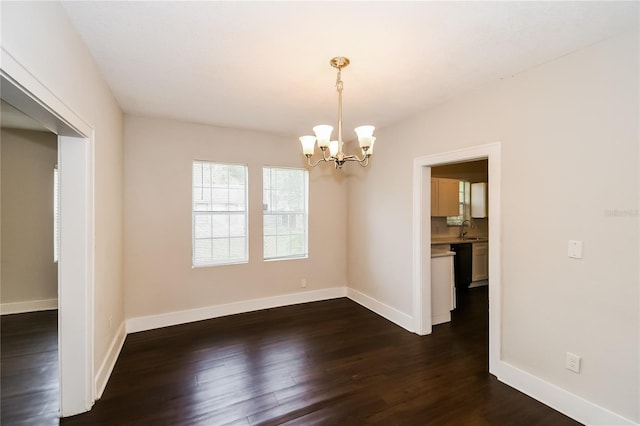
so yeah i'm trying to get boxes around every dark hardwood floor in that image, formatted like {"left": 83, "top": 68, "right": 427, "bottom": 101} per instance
{"left": 2, "top": 289, "right": 581, "bottom": 425}
{"left": 1, "top": 309, "right": 59, "bottom": 426}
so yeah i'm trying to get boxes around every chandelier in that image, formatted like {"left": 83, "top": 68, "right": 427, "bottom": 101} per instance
{"left": 299, "top": 57, "right": 376, "bottom": 169}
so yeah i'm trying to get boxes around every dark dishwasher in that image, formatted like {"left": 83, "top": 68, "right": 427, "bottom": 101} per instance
{"left": 451, "top": 243, "right": 472, "bottom": 289}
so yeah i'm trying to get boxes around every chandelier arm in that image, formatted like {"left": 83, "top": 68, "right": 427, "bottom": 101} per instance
{"left": 357, "top": 156, "right": 370, "bottom": 167}
{"left": 307, "top": 148, "right": 338, "bottom": 167}
{"left": 307, "top": 156, "right": 328, "bottom": 168}
{"left": 341, "top": 154, "right": 371, "bottom": 167}
{"left": 307, "top": 157, "right": 319, "bottom": 168}
{"left": 343, "top": 154, "right": 365, "bottom": 162}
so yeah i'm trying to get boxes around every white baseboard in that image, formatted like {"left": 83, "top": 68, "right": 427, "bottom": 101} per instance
{"left": 346, "top": 288, "right": 414, "bottom": 332}
{"left": 495, "top": 361, "right": 637, "bottom": 426}
{"left": 1, "top": 298, "right": 58, "bottom": 315}
{"left": 126, "top": 287, "right": 348, "bottom": 334}
{"left": 94, "top": 321, "right": 126, "bottom": 399}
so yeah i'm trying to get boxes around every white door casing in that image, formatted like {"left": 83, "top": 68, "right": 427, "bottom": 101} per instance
{"left": 412, "top": 142, "right": 501, "bottom": 375}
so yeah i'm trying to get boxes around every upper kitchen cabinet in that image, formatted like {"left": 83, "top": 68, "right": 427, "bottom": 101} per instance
{"left": 431, "top": 177, "right": 459, "bottom": 217}
{"left": 471, "top": 182, "right": 488, "bottom": 218}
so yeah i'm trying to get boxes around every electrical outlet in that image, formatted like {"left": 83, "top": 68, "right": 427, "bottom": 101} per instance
{"left": 108, "top": 316, "right": 113, "bottom": 330}
{"left": 566, "top": 352, "right": 581, "bottom": 373}
{"left": 300, "top": 279, "right": 307, "bottom": 288}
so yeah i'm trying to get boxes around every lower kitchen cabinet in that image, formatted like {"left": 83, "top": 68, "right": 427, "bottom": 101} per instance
{"left": 431, "top": 251, "right": 455, "bottom": 325}
{"left": 472, "top": 242, "right": 489, "bottom": 281}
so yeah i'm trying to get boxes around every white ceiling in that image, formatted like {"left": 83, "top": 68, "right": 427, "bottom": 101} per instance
{"left": 61, "top": 1, "right": 638, "bottom": 139}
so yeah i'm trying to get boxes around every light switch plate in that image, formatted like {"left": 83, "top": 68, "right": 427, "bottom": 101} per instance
{"left": 568, "top": 240, "right": 583, "bottom": 259}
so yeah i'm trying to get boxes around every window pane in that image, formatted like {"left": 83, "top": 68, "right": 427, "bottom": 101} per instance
{"left": 230, "top": 214, "right": 246, "bottom": 237}
{"left": 264, "top": 235, "right": 277, "bottom": 259}
{"left": 194, "top": 239, "right": 212, "bottom": 260}
{"left": 293, "top": 214, "right": 304, "bottom": 233}
{"left": 211, "top": 215, "right": 229, "bottom": 238}
{"left": 229, "top": 237, "right": 246, "bottom": 259}
{"left": 263, "top": 167, "right": 308, "bottom": 260}
{"left": 192, "top": 161, "right": 248, "bottom": 266}
{"left": 277, "top": 214, "right": 290, "bottom": 235}
{"left": 211, "top": 188, "right": 228, "bottom": 207}
{"left": 228, "top": 166, "right": 245, "bottom": 186}
{"left": 276, "top": 235, "right": 291, "bottom": 256}
{"left": 212, "top": 238, "right": 229, "bottom": 258}
{"left": 290, "top": 234, "right": 305, "bottom": 255}
{"left": 264, "top": 215, "right": 277, "bottom": 236}
{"left": 229, "top": 188, "right": 245, "bottom": 209}
{"left": 194, "top": 214, "right": 212, "bottom": 238}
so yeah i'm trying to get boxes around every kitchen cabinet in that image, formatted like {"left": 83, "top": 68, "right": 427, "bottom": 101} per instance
{"left": 471, "top": 182, "right": 487, "bottom": 218}
{"left": 472, "top": 242, "right": 489, "bottom": 281}
{"left": 431, "top": 250, "right": 455, "bottom": 325}
{"left": 431, "top": 177, "right": 459, "bottom": 217}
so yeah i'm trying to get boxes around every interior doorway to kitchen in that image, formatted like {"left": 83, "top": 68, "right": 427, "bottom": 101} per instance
{"left": 432, "top": 160, "right": 489, "bottom": 288}
{"left": 411, "top": 142, "right": 501, "bottom": 375}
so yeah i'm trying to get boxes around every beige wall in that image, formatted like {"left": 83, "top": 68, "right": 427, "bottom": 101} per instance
{"left": 1, "top": 129, "right": 58, "bottom": 304}
{"left": 1, "top": 2, "right": 125, "bottom": 377}
{"left": 347, "top": 31, "right": 639, "bottom": 421}
{"left": 124, "top": 115, "right": 347, "bottom": 318}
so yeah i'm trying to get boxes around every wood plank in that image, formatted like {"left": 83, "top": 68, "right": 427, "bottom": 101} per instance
{"left": 2, "top": 290, "right": 582, "bottom": 425}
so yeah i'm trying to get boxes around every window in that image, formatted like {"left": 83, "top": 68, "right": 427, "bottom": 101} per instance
{"left": 447, "top": 180, "right": 471, "bottom": 226}
{"left": 263, "top": 167, "right": 308, "bottom": 260}
{"left": 192, "top": 161, "right": 248, "bottom": 267}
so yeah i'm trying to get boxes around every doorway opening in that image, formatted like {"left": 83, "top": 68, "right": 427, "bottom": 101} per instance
{"left": 412, "top": 143, "right": 501, "bottom": 375}
{"left": 1, "top": 61, "right": 95, "bottom": 417}
{"left": 1, "top": 101, "right": 60, "bottom": 423}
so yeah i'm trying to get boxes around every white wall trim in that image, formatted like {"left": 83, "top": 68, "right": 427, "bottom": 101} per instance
{"left": 412, "top": 163, "right": 431, "bottom": 335}
{"left": 94, "top": 322, "right": 126, "bottom": 400}
{"left": 495, "top": 361, "right": 637, "bottom": 426}
{"left": 58, "top": 135, "right": 95, "bottom": 416}
{"left": 0, "top": 48, "right": 92, "bottom": 137}
{"left": 0, "top": 299, "right": 59, "bottom": 315}
{"left": 347, "top": 288, "right": 414, "bottom": 332}
{"left": 126, "top": 287, "right": 348, "bottom": 333}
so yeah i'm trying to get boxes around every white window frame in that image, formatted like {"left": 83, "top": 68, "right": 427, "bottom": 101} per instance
{"left": 192, "top": 161, "right": 248, "bottom": 267}
{"left": 263, "top": 166, "right": 309, "bottom": 261}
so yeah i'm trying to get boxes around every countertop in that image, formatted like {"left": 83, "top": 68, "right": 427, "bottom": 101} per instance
{"left": 431, "top": 250, "right": 456, "bottom": 258}
{"left": 431, "top": 236, "right": 488, "bottom": 245}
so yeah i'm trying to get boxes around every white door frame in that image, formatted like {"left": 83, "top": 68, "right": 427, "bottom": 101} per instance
{"left": 412, "top": 142, "right": 501, "bottom": 374}
{"left": 1, "top": 48, "right": 95, "bottom": 416}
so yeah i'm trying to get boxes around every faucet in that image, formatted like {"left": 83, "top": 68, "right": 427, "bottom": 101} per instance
{"left": 459, "top": 220, "right": 473, "bottom": 239}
